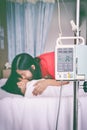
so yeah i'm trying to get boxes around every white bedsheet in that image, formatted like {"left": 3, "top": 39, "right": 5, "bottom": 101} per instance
{"left": 0, "top": 79, "right": 87, "bottom": 130}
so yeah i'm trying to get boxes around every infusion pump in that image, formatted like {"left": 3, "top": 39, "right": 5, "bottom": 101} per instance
{"left": 55, "top": 36, "right": 87, "bottom": 81}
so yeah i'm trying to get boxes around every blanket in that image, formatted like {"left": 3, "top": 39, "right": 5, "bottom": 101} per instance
{"left": 0, "top": 79, "right": 87, "bottom": 130}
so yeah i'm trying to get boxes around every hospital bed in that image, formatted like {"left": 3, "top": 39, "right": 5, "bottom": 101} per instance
{"left": 0, "top": 78, "right": 87, "bottom": 130}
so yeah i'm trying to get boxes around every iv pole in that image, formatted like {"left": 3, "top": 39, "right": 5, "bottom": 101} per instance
{"left": 73, "top": 0, "right": 80, "bottom": 130}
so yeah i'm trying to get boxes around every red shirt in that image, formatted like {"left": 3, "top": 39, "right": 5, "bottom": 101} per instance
{"left": 38, "top": 52, "right": 55, "bottom": 79}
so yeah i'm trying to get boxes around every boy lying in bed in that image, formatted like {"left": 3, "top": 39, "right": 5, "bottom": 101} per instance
{"left": 1, "top": 52, "right": 69, "bottom": 96}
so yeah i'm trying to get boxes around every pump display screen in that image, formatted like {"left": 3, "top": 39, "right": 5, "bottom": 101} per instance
{"left": 57, "top": 48, "right": 73, "bottom": 72}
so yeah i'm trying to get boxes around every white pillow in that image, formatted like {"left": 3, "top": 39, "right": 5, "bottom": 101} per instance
{"left": 0, "top": 78, "right": 7, "bottom": 88}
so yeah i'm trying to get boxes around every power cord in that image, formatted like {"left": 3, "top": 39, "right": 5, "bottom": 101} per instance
{"left": 55, "top": 81, "right": 63, "bottom": 130}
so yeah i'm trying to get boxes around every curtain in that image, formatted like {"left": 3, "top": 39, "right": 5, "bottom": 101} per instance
{"left": 0, "top": 1, "right": 4, "bottom": 50}
{"left": 6, "top": 0, "right": 55, "bottom": 63}
{"left": 7, "top": 0, "right": 55, "bottom": 4}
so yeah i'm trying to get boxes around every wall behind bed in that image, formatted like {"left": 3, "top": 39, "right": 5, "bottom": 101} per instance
{"left": 44, "top": 0, "right": 87, "bottom": 52}
{"left": 0, "top": 0, "right": 8, "bottom": 78}
{"left": 0, "top": 0, "right": 87, "bottom": 78}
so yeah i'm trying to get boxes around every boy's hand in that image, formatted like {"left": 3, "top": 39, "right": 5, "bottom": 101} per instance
{"left": 17, "top": 78, "right": 28, "bottom": 94}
